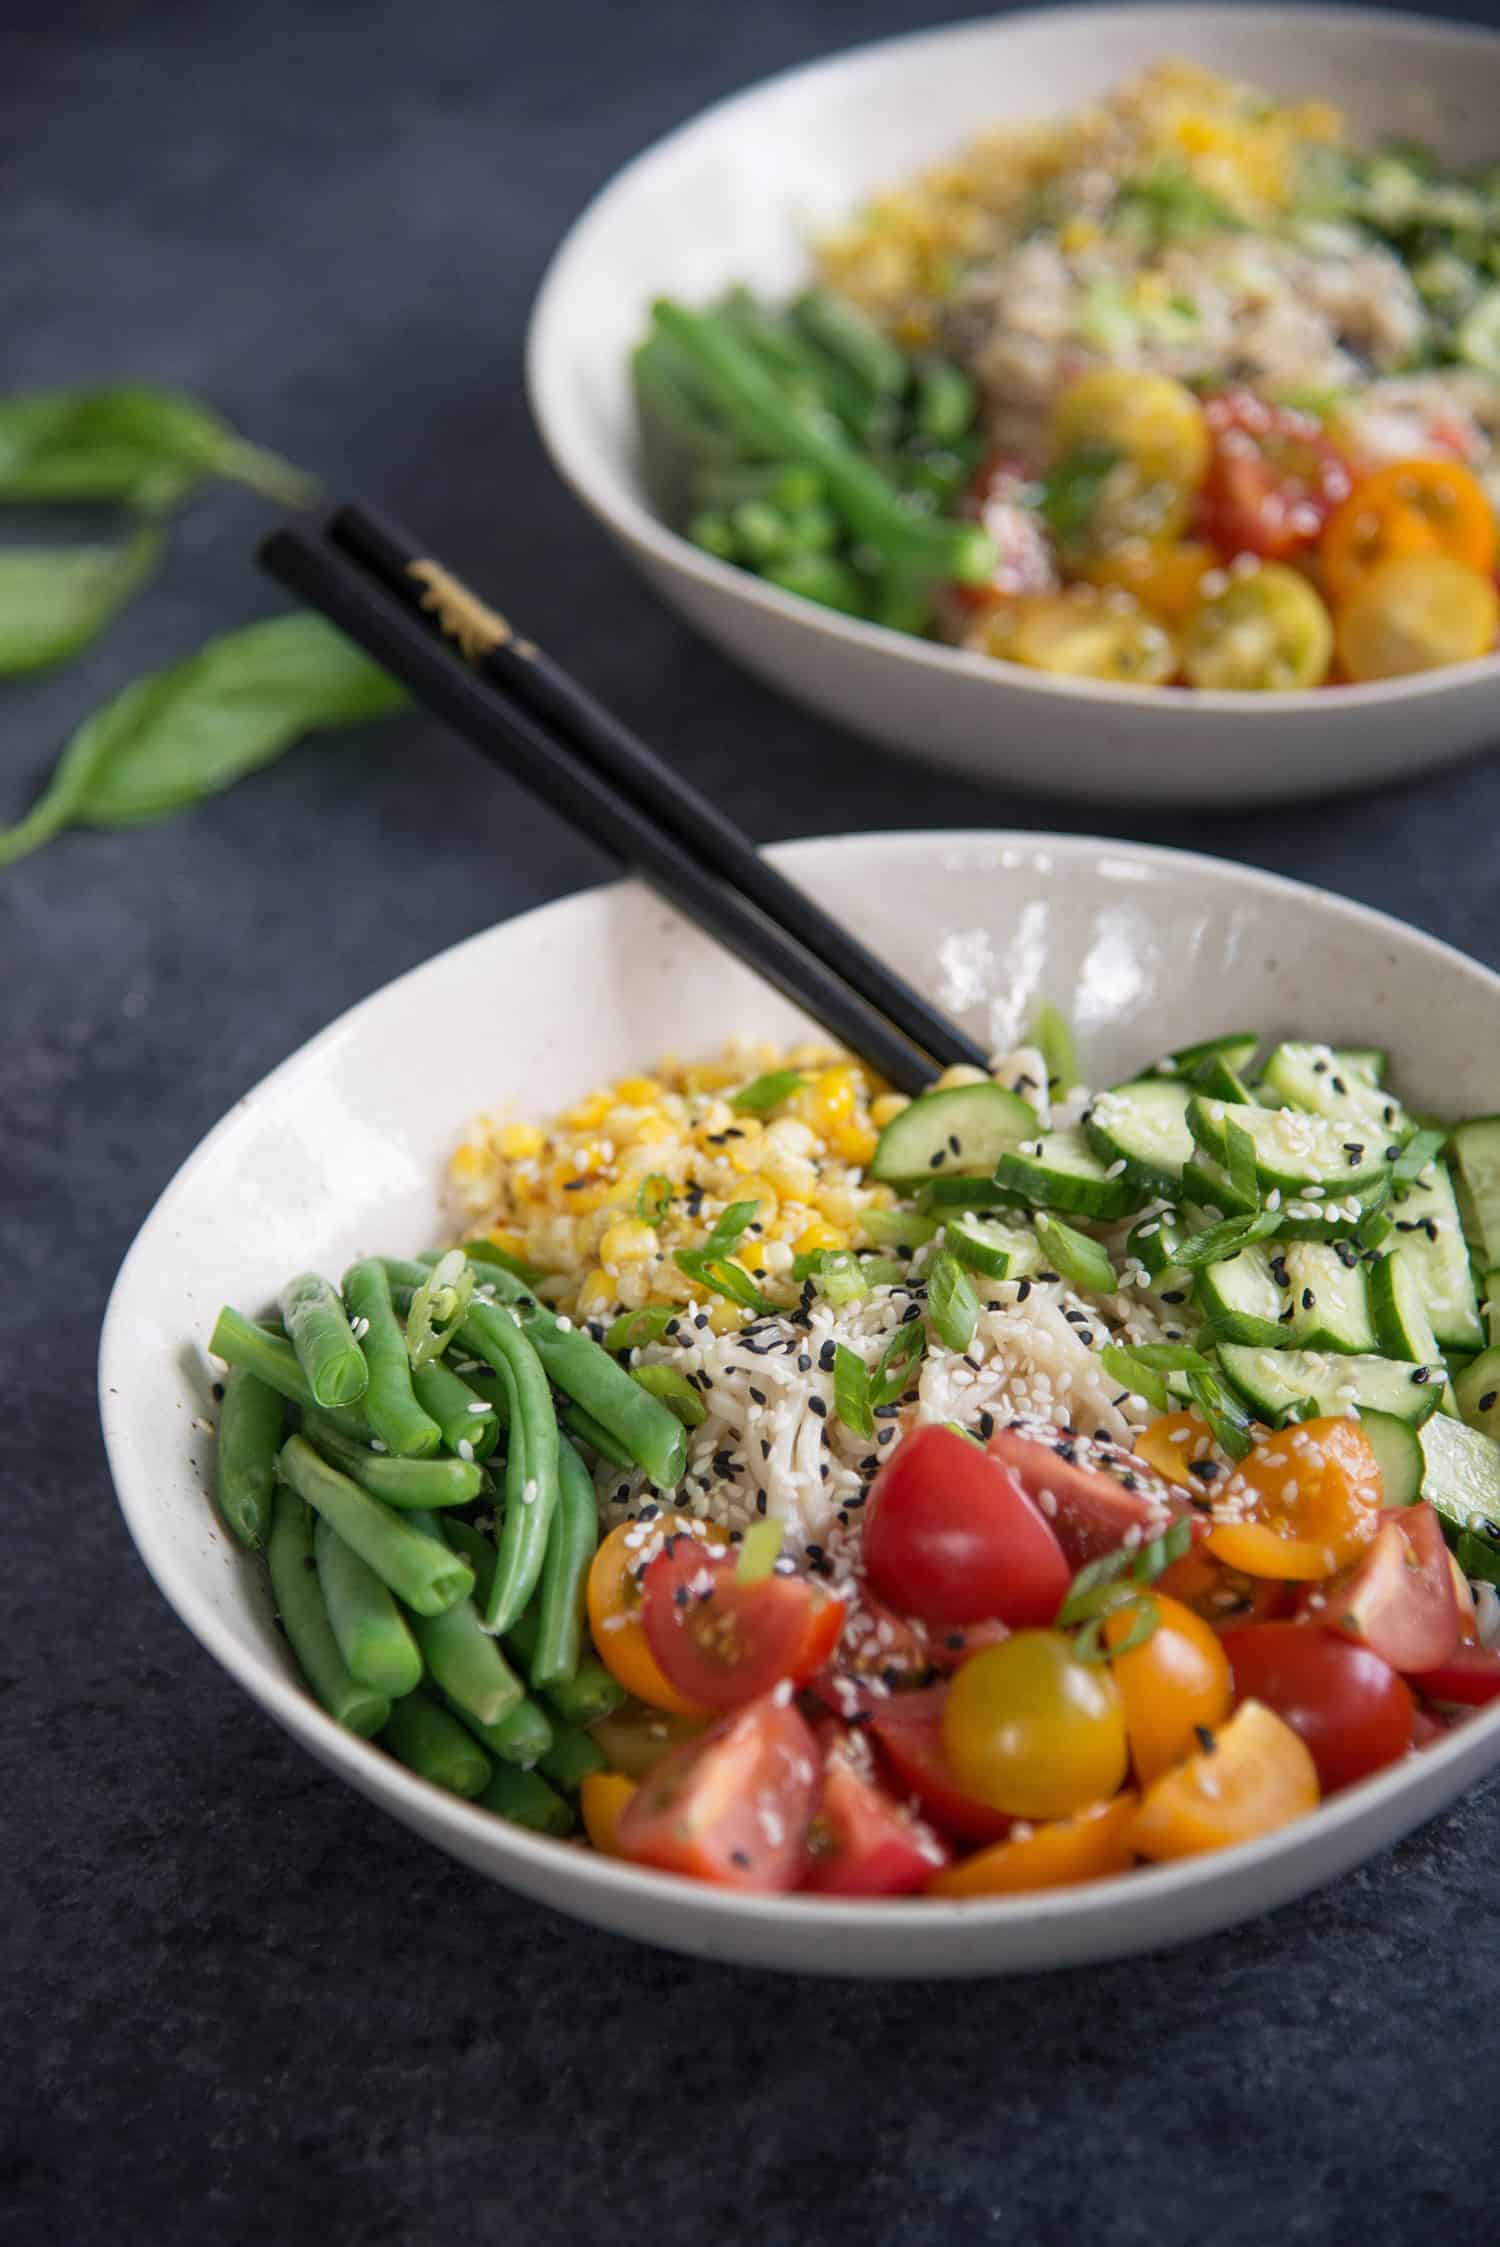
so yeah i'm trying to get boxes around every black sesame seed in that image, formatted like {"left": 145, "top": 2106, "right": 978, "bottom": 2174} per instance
{"left": 928, "top": 1151, "right": 945, "bottom": 1170}
{"left": 1160, "top": 1289, "right": 1186, "bottom": 1305}
{"left": 1016, "top": 1279, "right": 1032, "bottom": 1302}
{"left": 756, "top": 1489, "right": 767, "bottom": 1514}
{"left": 1481, "top": 1391, "right": 1498, "bottom": 1413}
{"left": 1194, "top": 1724, "right": 1217, "bottom": 1755}
{"left": 1411, "top": 1366, "right": 1433, "bottom": 1385}
{"left": 748, "top": 1386, "right": 766, "bottom": 1406}
{"left": 1188, "top": 1459, "right": 1223, "bottom": 1482}
{"left": 1301, "top": 1287, "right": 1316, "bottom": 1310}
{"left": 978, "top": 1411, "right": 995, "bottom": 1439}
{"left": 808, "top": 1396, "right": 828, "bottom": 1418}
{"left": 1331, "top": 1076, "right": 1348, "bottom": 1095}
{"left": 817, "top": 1341, "right": 836, "bottom": 1371}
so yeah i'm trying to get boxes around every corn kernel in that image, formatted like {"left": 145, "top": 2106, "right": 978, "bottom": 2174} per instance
{"left": 613, "top": 1075, "right": 662, "bottom": 1104}
{"left": 830, "top": 1120, "right": 878, "bottom": 1166}
{"left": 762, "top": 1153, "right": 817, "bottom": 1201}
{"left": 935, "top": 1064, "right": 990, "bottom": 1090}
{"left": 814, "top": 1185, "right": 867, "bottom": 1230}
{"left": 795, "top": 1217, "right": 847, "bottom": 1255}
{"left": 869, "top": 1093, "right": 910, "bottom": 1129}
{"left": 765, "top": 1117, "right": 817, "bottom": 1160}
{"left": 728, "top": 1173, "right": 779, "bottom": 1226}
{"left": 562, "top": 1091, "right": 613, "bottom": 1130}
{"left": 599, "top": 1219, "right": 659, "bottom": 1264}
{"left": 484, "top": 1226, "right": 528, "bottom": 1258}
{"left": 450, "top": 1143, "right": 486, "bottom": 1180}
{"left": 576, "top": 1268, "right": 614, "bottom": 1312}
{"left": 496, "top": 1120, "right": 545, "bottom": 1159}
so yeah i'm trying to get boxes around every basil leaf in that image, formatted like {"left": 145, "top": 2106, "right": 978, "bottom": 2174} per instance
{"left": 0, "top": 526, "right": 161, "bottom": 676}
{"left": 834, "top": 1344, "right": 873, "bottom": 1437}
{"left": 732, "top": 1069, "right": 806, "bottom": 1115}
{"left": 0, "top": 614, "right": 407, "bottom": 868}
{"left": 0, "top": 385, "right": 315, "bottom": 511}
{"left": 928, "top": 1251, "right": 980, "bottom": 1353}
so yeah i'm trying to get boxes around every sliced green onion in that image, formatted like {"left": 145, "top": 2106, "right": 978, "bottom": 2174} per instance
{"left": 1175, "top": 1210, "right": 1282, "bottom": 1271}
{"left": 1100, "top": 1342, "right": 1170, "bottom": 1413}
{"left": 1074, "top": 1592, "right": 1160, "bottom": 1665}
{"left": 1391, "top": 1127, "right": 1447, "bottom": 1194}
{"left": 736, "top": 1518, "right": 784, "bottom": 1583}
{"left": 834, "top": 1344, "right": 873, "bottom": 1437}
{"left": 927, "top": 1251, "right": 980, "bottom": 1354}
{"left": 1030, "top": 1001, "right": 1081, "bottom": 1092}
{"left": 673, "top": 1249, "right": 779, "bottom": 1316}
{"left": 1034, "top": 1214, "right": 1117, "bottom": 1296}
{"left": 1185, "top": 1367, "right": 1253, "bottom": 1462}
{"left": 1225, "top": 1121, "right": 1260, "bottom": 1212}
{"left": 604, "top": 1303, "right": 677, "bottom": 1353}
{"left": 404, "top": 1250, "right": 475, "bottom": 1370}
{"left": 871, "top": 1320, "right": 926, "bottom": 1408}
{"left": 629, "top": 1364, "right": 707, "bottom": 1427}
{"left": 732, "top": 1069, "right": 806, "bottom": 1115}
{"left": 636, "top": 1173, "right": 673, "bottom": 1225}
{"left": 462, "top": 1238, "right": 549, "bottom": 1287}
{"left": 1123, "top": 1342, "right": 1215, "bottom": 1372}
{"left": 1357, "top": 1206, "right": 1394, "bottom": 1251}
{"left": 704, "top": 1199, "right": 761, "bottom": 1257}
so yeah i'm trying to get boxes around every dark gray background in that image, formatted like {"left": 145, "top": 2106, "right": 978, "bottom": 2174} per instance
{"left": 6, "top": 1, "right": 1500, "bottom": 2239}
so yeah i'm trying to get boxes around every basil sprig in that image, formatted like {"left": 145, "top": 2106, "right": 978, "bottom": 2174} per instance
{"left": 0, "top": 527, "right": 162, "bottom": 677}
{"left": 0, "top": 384, "right": 314, "bottom": 512}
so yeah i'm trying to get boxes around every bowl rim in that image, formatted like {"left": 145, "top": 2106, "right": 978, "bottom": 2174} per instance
{"left": 100, "top": 829, "right": 1500, "bottom": 1942}
{"left": 525, "top": 0, "right": 1500, "bottom": 719}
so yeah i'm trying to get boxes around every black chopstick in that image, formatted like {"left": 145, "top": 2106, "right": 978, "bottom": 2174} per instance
{"left": 259, "top": 523, "right": 945, "bottom": 1094}
{"left": 324, "top": 501, "right": 990, "bottom": 1076}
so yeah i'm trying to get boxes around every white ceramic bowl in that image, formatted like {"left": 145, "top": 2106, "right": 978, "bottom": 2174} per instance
{"left": 101, "top": 833, "right": 1500, "bottom": 1975}
{"left": 527, "top": 4, "right": 1500, "bottom": 807}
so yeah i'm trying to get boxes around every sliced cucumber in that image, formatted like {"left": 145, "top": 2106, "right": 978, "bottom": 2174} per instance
{"left": 1283, "top": 1241, "right": 1377, "bottom": 1354}
{"left": 1274, "top": 1173, "right": 1391, "bottom": 1243}
{"left": 1486, "top": 1269, "right": 1500, "bottom": 1349}
{"left": 917, "top": 1176, "right": 1020, "bottom": 1214}
{"left": 1152, "top": 1032, "right": 1260, "bottom": 1079}
{"left": 1388, "top": 1159, "right": 1483, "bottom": 1352}
{"left": 1258, "top": 1041, "right": 1409, "bottom": 1138}
{"left": 1127, "top": 1208, "right": 1190, "bottom": 1283}
{"left": 869, "top": 1082, "right": 1035, "bottom": 1185}
{"left": 992, "top": 1129, "right": 1143, "bottom": 1222}
{"left": 1447, "top": 1117, "right": 1500, "bottom": 1268}
{"left": 1369, "top": 1251, "right": 1442, "bottom": 1364}
{"left": 1216, "top": 1344, "right": 1446, "bottom": 1427}
{"left": 1085, "top": 1079, "right": 1195, "bottom": 1195}
{"left": 1454, "top": 1344, "right": 1500, "bottom": 1441}
{"left": 943, "top": 1212, "right": 1044, "bottom": 1282}
{"left": 1338, "top": 1047, "right": 1388, "bottom": 1087}
{"left": 1194, "top": 1243, "right": 1287, "bottom": 1346}
{"left": 1181, "top": 1154, "right": 1258, "bottom": 1219}
{"left": 1358, "top": 1411, "right": 1423, "bottom": 1506}
{"left": 1188, "top": 1096, "right": 1393, "bottom": 1199}
{"left": 1192, "top": 1053, "right": 1256, "bottom": 1103}
{"left": 1417, "top": 1411, "right": 1500, "bottom": 1543}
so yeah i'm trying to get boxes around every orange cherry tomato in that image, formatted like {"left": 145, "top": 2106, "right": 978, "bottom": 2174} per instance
{"left": 1133, "top": 1698, "right": 1320, "bottom": 1860}
{"left": 579, "top": 1771, "right": 636, "bottom": 1857}
{"left": 1333, "top": 553, "right": 1499, "bottom": 682}
{"left": 1206, "top": 1417, "right": 1381, "bottom": 1581}
{"left": 1105, "top": 1593, "right": 1234, "bottom": 1786}
{"left": 1320, "top": 458, "right": 1497, "bottom": 602}
{"left": 1155, "top": 1546, "right": 1297, "bottom": 1629}
{"left": 1082, "top": 538, "right": 1217, "bottom": 623}
{"left": 586, "top": 1515, "right": 728, "bottom": 1715}
{"left": 927, "top": 1792, "right": 1139, "bottom": 1898}
{"left": 1134, "top": 1409, "right": 1217, "bottom": 1490}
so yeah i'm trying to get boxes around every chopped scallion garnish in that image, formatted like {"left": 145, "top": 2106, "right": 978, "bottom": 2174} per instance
{"left": 1034, "top": 1212, "right": 1117, "bottom": 1295}
{"left": 927, "top": 1250, "right": 980, "bottom": 1353}
{"left": 834, "top": 1343, "right": 873, "bottom": 1437}
{"left": 736, "top": 1517, "right": 784, "bottom": 1583}
{"left": 732, "top": 1069, "right": 807, "bottom": 1115}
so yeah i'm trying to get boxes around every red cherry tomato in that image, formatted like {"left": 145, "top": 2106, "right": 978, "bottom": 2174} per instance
{"left": 1197, "top": 390, "right": 1352, "bottom": 560}
{"left": 950, "top": 453, "right": 1057, "bottom": 610}
{"left": 1408, "top": 1642, "right": 1500, "bottom": 1707}
{"left": 614, "top": 1695, "right": 821, "bottom": 1890}
{"left": 866, "top": 1682, "right": 1015, "bottom": 1842}
{"left": 863, "top": 1425, "right": 1070, "bottom": 1627}
{"left": 1223, "top": 1621, "right": 1414, "bottom": 1792}
{"left": 985, "top": 1423, "right": 1194, "bottom": 1567}
{"left": 640, "top": 1537, "right": 845, "bottom": 1711}
{"left": 801, "top": 1726, "right": 950, "bottom": 1895}
{"left": 1302, "top": 1502, "right": 1460, "bottom": 1675}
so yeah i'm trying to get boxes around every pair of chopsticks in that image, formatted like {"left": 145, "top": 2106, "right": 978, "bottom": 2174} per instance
{"left": 259, "top": 507, "right": 990, "bottom": 1095}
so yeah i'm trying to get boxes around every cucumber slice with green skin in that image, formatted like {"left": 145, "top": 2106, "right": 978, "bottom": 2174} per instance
{"left": 991, "top": 1129, "right": 1144, "bottom": 1222}
{"left": 1193, "top": 1243, "right": 1287, "bottom": 1347}
{"left": 1191, "top": 1053, "right": 1256, "bottom": 1103}
{"left": 1416, "top": 1411, "right": 1500, "bottom": 1543}
{"left": 1447, "top": 1117, "right": 1500, "bottom": 1269}
{"left": 1388, "top": 1160, "right": 1484, "bottom": 1353}
{"left": 1216, "top": 1344, "right": 1446, "bottom": 1427}
{"left": 1485, "top": 1270, "right": 1500, "bottom": 1349}
{"left": 1454, "top": 1345, "right": 1500, "bottom": 1440}
{"left": 1283, "top": 1241, "right": 1377, "bottom": 1354}
{"left": 1273, "top": 1174, "right": 1392, "bottom": 1243}
{"left": 1084, "top": 1079, "right": 1195, "bottom": 1196}
{"left": 942, "top": 1212, "right": 1044, "bottom": 1282}
{"left": 1358, "top": 1411, "right": 1423, "bottom": 1505}
{"left": 1150, "top": 1032, "right": 1260, "bottom": 1080}
{"left": 1181, "top": 1154, "right": 1258, "bottom": 1219}
{"left": 868, "top": 1082, "right": 1035, "bottom": 1185}
{"left": 1339, "top": 1047, "right": 1389, "bottom": 1087}
{"left": 1188, "top": 1096, "right": 1394, "bottom": 1199}
{"left": 1257, "top": 1042, "right": 1409, "bottom": 1139}
{"left": 1369, "top": 1251, "right": 1443, "bottom": 1364}
{"left": 1127, "top": 1208, "right": 1190, "bottom": 1282}
{"left": 916, "top": 1176, "right": 1022, "bottom": 1214}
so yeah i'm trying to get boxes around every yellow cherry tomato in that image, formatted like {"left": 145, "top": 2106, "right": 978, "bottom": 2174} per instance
{"left": 586, "top": 1516, "right": 729, "bottom": 1715}
{"left": 580, "top": 1771, "right": 637, "bottom": 1857}
{"left": 1321, "top": 458, "right": 1496, "bottom": 602}
{"left": 926, "top": 1792, "right": 1138, "bottom": 1898}
{"left": 1334, "top": 552, "right": 1499, "bottom": 682}
{"left": 1105, "top": 1593, "right": 1234, "bottom": 1786}
{"left": 941, "top": 1628, "right": 1129, "bottom": 1821}
{"left": 1082, "top": 539, "right": 1218, "bottom": 623}
{"left": 1009, "top": 586, "right": 1177, "bottom": 685}
{"left": 587, "top": 1698, "right": 709, "bottom": 1779}
{"left": 1206, "top": 1417, "right": 1382, "bottom": 1581}
{"left": 1133, "top": 1699, "right": 1320, "bottom": 1859}
{"left": 1050, "top": 369, "right": 1211, "bottom": 547}
{"left": 1181, "top": 562, "right": 1334, "bottom": 690}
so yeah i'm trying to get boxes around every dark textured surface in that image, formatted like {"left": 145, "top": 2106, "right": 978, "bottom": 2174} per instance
{"left": 6, "top": 1, "right": 1500, "bottom": 2239}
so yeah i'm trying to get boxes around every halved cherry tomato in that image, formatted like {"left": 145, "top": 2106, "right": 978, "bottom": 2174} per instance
{"left": 1155, "top": 1544, "right": 1298, "bottom": 1629}
{"left": 1207, "top": 1417, "right": 1382, "bottom": 1580}
{"left": 1134, "top": 1408, "right": 1215, "bottom": 1489}
{"left": 1411, "top": 1704, "right": 1449, "bottom": 1747}
{"left": 1197, "top": 391, "right": 1353, "bottom": 561}
{"left": 951, "top": 453, "right": 1057, "bottom": 610}
{"left": 926, "top": 1791, "right": 1139, "bottom": 1898}
{"left": 1306, "top": 1501, "right": 1460, "bottom": 1674}
{"left": 1007, "top": 586, "right": 1178, "bottom": 685}
{"left": 586, "top": 1515, "right": 728, "bottom": 1715}
{"left": 1333, "top": 552, "right": 1499, "bottom": 682}
{"left": 1105, "top": 1592, "right": 1233, "bottom": 1786}
{"left": 1180, "top": 563, "right": 1334, "bottom": 691}
{"left": 801, "top": 1727, "right": 950, "bottom": 1895}
{"left": 1409, "top": 1642, "right": 1500, "bottom": 1707}
{"left": 587, "top": 1699, "right": 708, "bottom": 1780}
{"left": 1223, "top": 1620, "right": 1414, "bottom": 1792}
{"left": 1050, "top": 369, "right": 1210, "bottom": 547}
{"left": 1321, "top": 458, "right": 1497, "bottom": 602}
{"left": 985, "top": 1423, "right": 1191, "bottom": 1567}
{"left": 640, "top": 1538, "right": 845, "bottom": 1711}
{"left": 1133, "top": 1699, "right": 1319, "bottom": 1860}
{"left": 941, "top": 1629, "right": 1129, "bottom": 1820}
{"left": 614, "top": 1695, "right": 821, "bottom": 1890}
{"left": 1081, "top": 538, "right": 1217, "bottom": 623}
{"left": 579, "top": 1771, "right": 636, "bottom": 1857}
{"left": 866, "top": 1683, "right": 1015, "bottom": 1842}
{"left": 863, "top": 1424, "right": 1071, "bottom": 1627}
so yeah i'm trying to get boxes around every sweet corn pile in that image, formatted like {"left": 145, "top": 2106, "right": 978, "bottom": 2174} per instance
{"left": 449, "top": 1040, "right": 993, "bottom": 1326}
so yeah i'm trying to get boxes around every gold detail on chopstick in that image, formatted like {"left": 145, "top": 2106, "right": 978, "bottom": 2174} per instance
{"left": 407, "top": 560, "right": 513, "bottom": 661}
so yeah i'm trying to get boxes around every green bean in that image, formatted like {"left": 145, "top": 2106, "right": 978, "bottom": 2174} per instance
{"left": 459, "top": 1265, "right": 686, "bottom": 1492}
{"left": 463, "top": 1354, "right": 634, "bottom": 1471}
{"left": 266, "top": 1488, "right": 390, "bottom": 1736}
{"left": 531, "top": 1437, "right": 600, "bottom": 1690}
{"left": 688, "top": 507, "right": 738, "bottom": 561}
{"left": 211, "top": 1308, "right": 317, "bottom": 1409}
{"left": 723, "top": 287, "right": 886, "bottom": 442}
{"left": 313, "top": 1516, "right": 423, "bottom": 1697}
{"left": 730, "top": 497, "right": 794, "bottom": 564}
{"left": 213, "top": 1365, "right": 283, "bottom": 1547}
{"left": 913, "top": 355, "right": 978, "bottom": 445}
{"left": 439, "top": 1514, "right": 498, "bottom": 1597}
{"left": 873, "top": 566, "right": 934, "bottom": 638}
{"left": 444, "top": 1685, "right": 554, "bottom": 1768}
{"left": 381, "top": 1687, "right": 491, "bottom": 1798}
{"left": 411, "top": 1357, "right": 499, "bottom": 1459}
{"left": 507, "top": 1599, "right": 626, "bottom": 1728}
{"left": 477, "top": 1763, "right": 576, "bottom": 1836}
{"left": 459, "top": 1300, "right": 560, "bottom": 1633}
{"left": 538, "top": 1723, "right": 608, "bottom": 1794}
{"left": 762, "top": 552, "right": 868, "bottom": 616}
{"left": 300, "top": 1410, "right": 485, "bottom": 1507}
{"left": 459, "top": 1237, "right": 549, "bottom": 1286}
{"left": 651, "top": 301, "right": 994, "bottom": 581}
{"left": 280, "top": 1272, "right": 368, "bottom": 1408}
{"left": 343, "top": 1258, "right": 441, "bottom": 1457}
{"left": 276, "top": 1435, "right": 473, "bottom": 1616}
{"left": 791, "top": 287, "right": 910, "bottom": 399}
{"left": 692, "top": 460, "right": 825, "bottom": 511}
{"left": 405, "top": 1513, "right": 525, "bottom": 1728}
